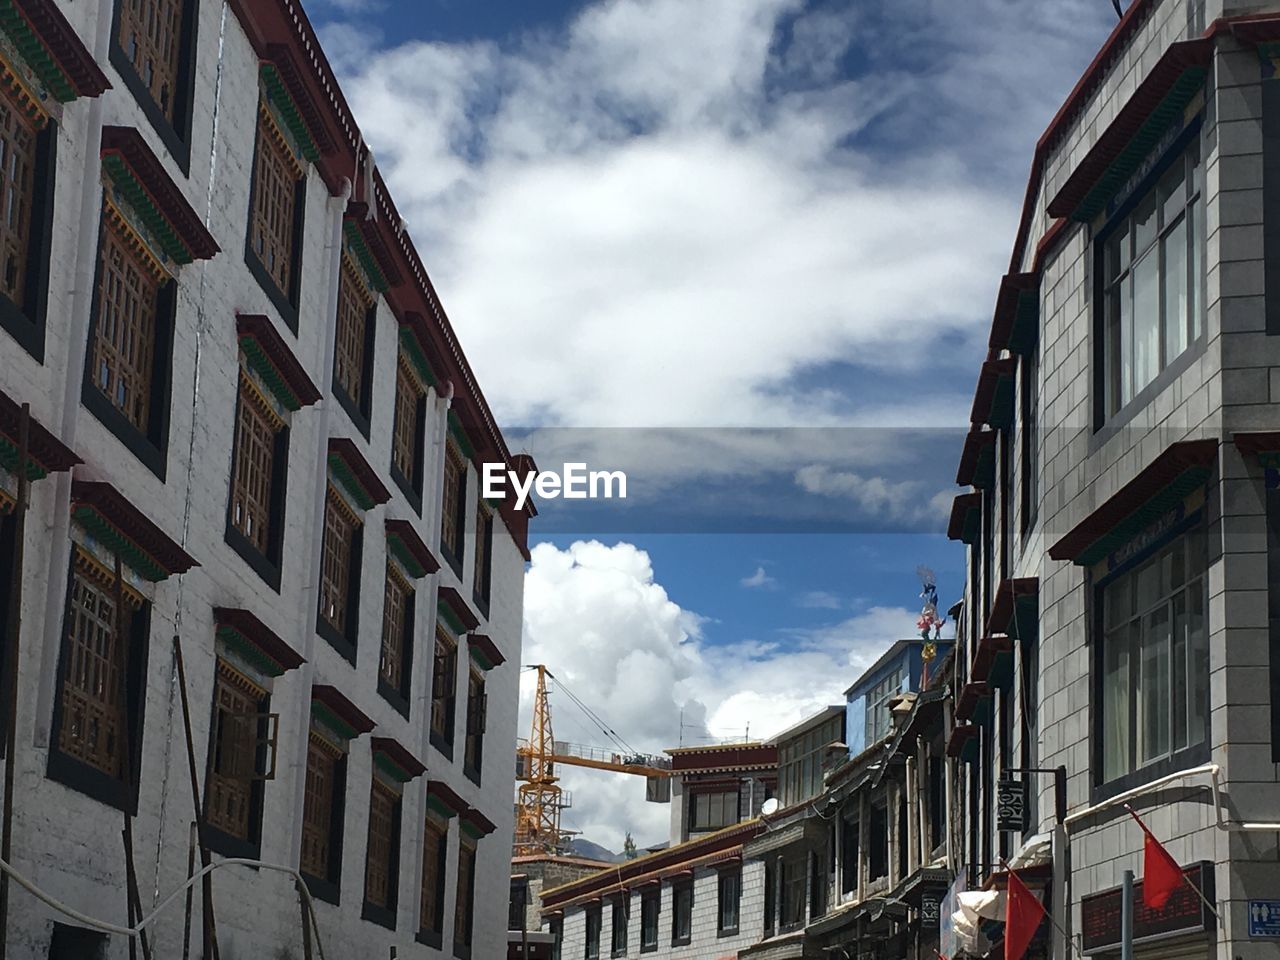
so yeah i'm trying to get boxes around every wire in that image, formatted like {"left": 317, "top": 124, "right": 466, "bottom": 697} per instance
{"left": 555, "top": 678, "right": 640, "bottom": 756}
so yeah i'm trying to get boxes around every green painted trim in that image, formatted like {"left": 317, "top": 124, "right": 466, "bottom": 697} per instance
{"left": 971, "top": 445, "right": 995, "bottom": 491}
{"left": 984, "top": 374, "right": 1015, "bottom": 430}
{"left": 374, "top": 752, "right": 414, "bottom": 783}
{"left": 1259, "top": 451, "right": 1280, "bottom": 471}
{"left": 310, "top": 701, "right": 357, "bottom": 742}
{"left": 468, "top": 644, "right": 495, "bottom": 672}
{"left": 959, "top": 734, "right": 980, "bottom": 766}
{"left": 216, "top": 625, "right": 286, "bottom": 678}
{"left": 0, "top": 0, "right": 76, "bottom": 102}
{"left": 342, "top": 221, "right": 389, "bottom": 294}
{"left": 259, "top": 63, "right": 320, "bottom": 163}
{"left": 398, "top": 327, "right": 437, "bottom": 386}
{"left": 1007, "top": 290, "right": 1039, "bottom": 355}
{"left": 102, "top": 154, "right": 194, "bottom": 265}
{"left": 387, "top": 533, "right": 427, "bottom": 578}
{"left": 1071, "top": 69, "right": 1206, "bottom": 223}
{"left": 437, "top": 602, "right": 465, "bottom": 637}
{"left": 240, "top": 336, "right": 302, "bottom": 411}
{"left": 71, "top": 506, "right": 167, "bottom": 581}
{"left": 0, "top": 436, "right": 47, "bottom": 480}
{"left": 327, "top": 453, "right": 376, "bottom": 511}
{"left": 1074, "top": 467, "right": 1211, "bottom": 566}
{"left": 426, "top": 795, "right": 457, "bottom": 820}
{"left": 971, "top": 692, "right": 992, "bottom": 727}
{"left": 988, "top": 650, "right": 1014, "bottom": 691}
{"left": 460, "top": 820, "right": 486, "bottom": 840}
{"left": 958, "top": 507, "right": 980, "bottom": 546}
{"left": 447, "top": 412, "right": 474, "bottom": 459}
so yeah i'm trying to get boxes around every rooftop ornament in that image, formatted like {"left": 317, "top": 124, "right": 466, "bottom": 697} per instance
{"left": 916, "top": 566, "right": 946, "bottom": 686}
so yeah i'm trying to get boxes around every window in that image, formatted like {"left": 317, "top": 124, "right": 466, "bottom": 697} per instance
{"left": 1101, "top": 136, "right": 1203, "bottom": 419}
{"left": 226, "top": 377, "right": 287, "bottom": 584}
{"left": 317, "top": 487, "right": 362, "bottom": 661}
{"left": 717, "top": 870, "right": 740, "bottom": 935}
{"left": 689, "top": 788, "right": 738, "bottom": 832}
{"left": 0, "top": 88, "right": 55, "bottom": 359}
{"left": 419, "top": 818, "right": 448, "bottom": 945}
{"left": 1100, "top": 530, "right": 1208, "bottom": 785}
{"left": 392, "top": 359, "right": 426, "bottom": 504}
{"left": 639, "top": 890, "right": 659, "bottom": 952}
{"left": 379, "top": 565, "right": 414, "bottom": 711}
{"left": 112, "top": 0, "right": 196, "bottom": 160}
{"left": 780, "top": 857, "right": 805, "bottom": 931}
{"left": 864, "top": 670, "right": 902, "bottom": 746}
{"left": 585, "top": 903, "right": 602, "bottom": 960}
{"left": 464, "top": 669, "right": 486, "bottom": 784}
{"left": 247, "top": 105, "right": 304, "bottom": 324}
{"left": 454, "top": 839, "right": 477, "bottom": 956}
{"left": 473, "top": 504, "right": 493, "bottom": 611}
{"left": 363, "top": 778, "right": 401, "bottom": 926}
{"left": 671, "top": 883, "right": 692, "bottom": 945}
{"left": 440, "top": 443, "right": 467, "bottom": 569}
{"left": 778, "top": 713, "right": 843, "bottom": 806}
{"left": 550, "top": 916, "right": 563, "bottom": 960}
{"left": 763, "top": 860, "right": 776, "bottom": 934}
{"left": 205, "top": 663, "right": 276, "bottom": 853}
{"left": 611, "top": 898, "right": 628, "bottom": 956}
{"left": 86, "top": 208, "right": 176, "bottom": 474}
{"left": 868, "top": 801, "right": 888, "bottom": 882}
{"left": 840, "top": 813, "right": 859, "bottom": 896}
{"left": 300, "top": 731, "right": 346, "bottom": 900}
{"left": 50, "top": 553, "right": 148, "bottom": 809}
{"left": 928, "top": 755, "right": 945, "bottom": 852}
{"left": 333, "top": 258, "right": 376, "bottom": 431}
{"left": 431, "top": 627, "right": 458, "bottom": 755}
{"left": 810, "top": 851, "right": 827, "bottom": 919}
{"left": 1019, "top": 348, "right": 1039, "bottom": 536}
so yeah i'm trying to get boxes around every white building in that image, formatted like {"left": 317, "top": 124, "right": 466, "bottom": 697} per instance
{"left": 0, "top": 0, "right": 534, "bottom": 957}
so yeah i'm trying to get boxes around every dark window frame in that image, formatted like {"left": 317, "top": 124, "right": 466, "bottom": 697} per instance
{"left": 316, "top": 488, "right": 363, "bottom": 666}
{"left": 585, "top": 902, "right": 602, "bottom": 960}
{"left": 108, "top": 0, "right": 199, "bottom": 173}
{"left": 390, "top": 361, "right": 427, "bottom": 514}
{"left": 453, "top": 839, "right": 477, "bottom": 960}
{"left": 670, "top": 881, "right": 693, "bottom": 946}
{"left": 1019, "top": 346, "right": 1039, "bottom": 539}
{"left": 0, "top": 514, "right": 15, "bottom": 755}
{"left": 0, "top": 111, "right": 56, "bottom": 362}
{"left": 224, "top": 379, "right": 290, "bottom": 592}
{"left": 440, "top": 442, "right": 467, "bottom": 576}
{"left": 361, "top": 778, "right": 403, "bottom": 930}
{"left": 331, "top": 260, "right": 377, "bottom": 439}
{"left": 202, "top": 663, "right": 271, "bottom": 861}
{"left": 473, "top": 503, "right": 493, "bottom": 617}
{"left": 610, "top": 896, "right": 628, "bottom": 957}
{"left": 430, "top": 627, "right": 459, "bottom": 758}
{"left": 717, "top": 868, "right": 741, "bottom": 937}
{"left": 688, "top": 787, "right": 738, "bottom": 833}
{"left": 244, "top": 107, "right": 306, "bottom": 333}
{"left": 639, "top": 889, "right": 659, "bottom": 952}
{"left": 416, "top": 817, "right": 449, "bottom": 948}
{"left": 377, "top": 564, "right": 415, "bottom": 719}
{"left": 463, "top": 667, "right": 486, "bottom": 786}
{"left": 299, "top": 732, "right": 348, "bottom": 906}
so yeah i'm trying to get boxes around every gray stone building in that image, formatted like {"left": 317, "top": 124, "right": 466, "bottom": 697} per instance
{"left": 0, "top": 0, "right": 534, "bottom": 957}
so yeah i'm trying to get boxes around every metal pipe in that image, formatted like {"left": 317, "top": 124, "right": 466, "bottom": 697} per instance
{"left": 1120, "top": 870, "right": 1134, "bottom": 960}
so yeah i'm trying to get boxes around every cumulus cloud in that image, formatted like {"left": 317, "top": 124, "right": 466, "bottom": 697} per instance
{"left": 519, "top": 541, "right": 917, "bottom": 849}
{"left": 794, "top": 463, "right": 952, "bottom": 529}
{"left": 740, "top": 566, "right": 777, "bottom": 589}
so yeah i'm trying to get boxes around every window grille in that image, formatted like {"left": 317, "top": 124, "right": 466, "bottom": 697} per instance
{"left": 117, "top": 0, "right": 183, "bottom": 122}
{"left": 229, "top": 377, "right": 282, "bottom": 554}
{"left": 454, "top": 840, "right": 476, "bottom": 947}
{"left": 0, "top": 92, "right": 36, "bottom": 307}
{"left": 250, "top": 105, "right": 301, "bottom": 297}
{"left": 431, "top": 629, "right": 457, "bottom": 741}
{"left": 440, "top": 444, "right": 465, "bottom": 561}
{"left": 300, "top": 731, "right": 342, "bottom": 880}
{"left": 364, "top": 779, "right": 397, "bottom": 909}
{"left": 392, "top": 358, "right": 421, "bottom": 484}
{"left": 380, "top": 564, "right": 411, "bottom": 693}
{"left": 319, "top": 488, "right": 358, "bottom": 635}
{"left": 334, "top": 258, "right": 372, "bottom": 409}
{"left": 206, "top": 663, "right": 275, "bottom": 839}
{"left": 420, "top": 818, "right": 447, "bottom": 933}
{"left": 473, "top": 504, "right": 492, "bottom": 604}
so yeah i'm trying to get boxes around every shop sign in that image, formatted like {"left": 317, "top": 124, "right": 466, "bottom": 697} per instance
{"left": 920, "top": 890, "right": 942, "bottom": 930}
{"left": 997, "top": 777, "right": 1028, "bottom": 833}
{"left": 1249, "top": 900, "right": 1280, "bottom": 938}
{"left": 1081, "top": 861, "right": 1214, "bottom": 953}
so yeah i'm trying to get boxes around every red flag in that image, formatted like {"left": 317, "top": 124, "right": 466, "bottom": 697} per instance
{"left": 1004, "top": 866, "right": 1046, "bottom": 960}
{"left": 1125, "top": 804, "right": 1182, "bottom": 909}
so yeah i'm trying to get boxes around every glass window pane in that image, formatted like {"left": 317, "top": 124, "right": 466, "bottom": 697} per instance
{"left": 1188, "top": 586, "right": 1208, "bottom": 748}
{"left": 1139, "top": 605, "right": 1172, "bottom": 764}
{"left": 1121, "top": 276, "right": 1134, "bottom": 408}
{"left": 1132, "top": 249, "right": 1160, "bottom": 395}
{"left": 1135, "top": 555, "right": 1162, "bottom": 613}
{"left": 1134, "top": 192, "right": 1159, "bottom": 255}
{"left": 1162, "top": 217, "right": 1189, "bottom": 363}
{"left": 1106, "top": 222, "right": 1130, "bottom": 282}
{"left": 1190, "top": 197, "right": 1204, "bottom": 343}
{"left": 1158, "top": 159, "right": 1186, "bottom": 227}
{"left": 1172, "top": 593, "right": 1188, "bottom": 752}
{"left": 1103, "top": 626, "right": 1131, "bottom": 783}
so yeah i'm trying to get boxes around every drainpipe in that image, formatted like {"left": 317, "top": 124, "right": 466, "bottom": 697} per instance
{"left": 32, "top": 0, "right": 115, "bottom": 748}
{"left": 287, "top": 176, "right": 352, "bottom": 864}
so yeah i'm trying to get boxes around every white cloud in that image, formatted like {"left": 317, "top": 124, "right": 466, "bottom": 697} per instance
{"left": 794, "top": 463, "right": 952, "bottom": 529}
{"left": 519, "top": 541, "right": 917, "bottom": 849}
{"left": 797, "top": 590, "right": 842, "bottom": 609}
{"left": 740, "top": 566, "right": 776, "bottom": 589}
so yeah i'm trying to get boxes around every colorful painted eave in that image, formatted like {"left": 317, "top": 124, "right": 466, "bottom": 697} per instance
{"left": 327, "top": 438, "right": 391, "bottom": 510}
{"left": 371, "top": 736, "right": 426, "bottom": 783}
{"left": 438, "top": 586, "right": 480, "bottom": 633}
{"left": 988, "top": 273, "right": 1039, "bottom": 355}
{"left": 0, "top": 0, "right": 110, "bottom": 103}
{"left": 311, "top": 684, "right": 375, "bottom": 740}
{"left": 260, "top": 47, "right": 332, "bottom": 163}
{"left": 214, "top": 606, "right": 304, "bottom": 677}
{"left": 969, "top": 357, "right": 1017, "bottom": 430}
{"left": 100, "top": 127, "right": 220, "bottom": 264}
{"left": 955, "top": 429, "right": 997, "bottom": 490}
{"left": 467, "top": 633, "right": 505, "bottom": 671}
{"left": 425, "top": 780, "right": 467, "bottom": 820}
{"left": 0, "top": 390, "right": 79, "bottom": 480}
{"left": 237, "top": 313, "right": 321, "bottom": 411}
{"left": 385, "top": 518, "right": 439, "bottom": 578}
{"left": 946, "top": 492, "right": 981, "bottom": 545}
{"left": 70, "top": 480, "right": 197, "bottom": 582}
{"left": 343, "top": 207, "right": 402, "bottom": 292}
{"left": 398, "top": 320, "right": 438, "bottom": 387}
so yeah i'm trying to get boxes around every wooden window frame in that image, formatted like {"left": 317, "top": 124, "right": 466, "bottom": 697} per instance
{"left": 610, "top": 897, "right": 628, "bottom": 957}
{"left": 453, "top": 838, "right": 477, "bottom": 959}
{"left": 472, "top": 503, "right": 492, "bottom": 616}
{"left": 300, "top": 730, "right": 347, "bottom": 905}
{"left": 245, "top": 104, "right": 306, "bottom": 332}
{"left": 332, "top": 257, "right": 377, "bottom": 437}
{"left": 377, "top": 563, "right": 415, "bottom": 718}
{"left": 584, "top": 902, "right": 602, "bottom": 960}
{"left": 361, "top": 777, "right": 402, "bottom": 929}
{"left": 639, "top": 890, "right": 659, "bottom": 952}
{"left": 430, "top": 626, "right": 458, "bottom": 758}
{"left": 670, "top": 881, "right": 693, "bottom": 946}
{"left": 81, "top": 205, "right": 177, "bottom": 481}
{"left": 440, "top": 442, "right": 467, "bottom": 574}
{"left": 463, "top": 667, "right": 486, "bottom": 786}
{"left": 0, "top": 91, "right": 56, "bottom": 362}
{"left": 224, "top": 376, "right": 290, "bottom": 591}
{"left": 47, "top": 550, "right": 152, "bottom": 813}
{"left": 390, "top": 357, "right": 427, "bottom": 513}
{"left": 0, "top": 514, "right": 15, "bottom": 755}
{"left": 416, "top": 817, "right": 449, "bottom": 949}
{"left": 204, "top": 661, "right": 276, "bottom": 860}
{"left": 316, "top": 487, "right": 363, "bottom": 665}
{"left": 717, "top": 868, "right": 741, "bottom": 937}
{"left": 109, "top": 0, "right": 199, "bottom": 171}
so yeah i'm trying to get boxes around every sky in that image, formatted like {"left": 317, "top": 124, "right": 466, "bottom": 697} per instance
{"left": 310, "top": 0, "right": 1122, "bottom": 850}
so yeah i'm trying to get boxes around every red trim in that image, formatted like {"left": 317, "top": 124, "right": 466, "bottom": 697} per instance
{"left": 1047, "top": 39, "right": 1213, "bottom": 220}
{"left": 371, "top": 736, "right": 426, "bottom": 779}
{"left": 468, "top": 633, "right": 506, "bottom": 668}
{"left": 327, "top": 437, "right": 392, "bottom": 506}
{"left": 954, "top": 681, "right": 990, "bottom": 724}
{"left": 956, "top": 429, "right": 996, "bottom": 487}
{"left": 236, "top": 313, "right": 321, "bottom": 406}
{"left": 12, "top": 0, "right": 110, "bottom": 98}
{"left": 426, "top": 779, "right": 468, "bottom": 815}
{"left": 1232, "top": 432, "right": 1280, "bottom": 456}
{"left": 984, "top": 577, "right": 1039, "bottom": 638}
{"left": 0, "top": 390, "right": 80, "bottom": 473}
{"left": 99, "top": 127, "right": 220, "bottom": 260}
{"left": 213, "top": 606, "right": 304, "bottom": 671}
{"left": 384, "top": 517, "right": 439, "bottom": 575}
{"left": 310, "top": 684, "right": 375, "bottom": 736}
{"left": 947, "top": 492, "right": 981, "bottom": 542}
{"left": 668, "top": 744, "right": 776, "bottom": 772}
{"left": 461, "top": 806, "right": 497, "bottom": 837}
{"left": 262, "top": 44, "right": 339, "bottom": 156}
{"left": 438, "top": 585, "right": 481, "bottom": 631}
{"left": 971, "top": 635, "right": 1012, "bottom": 684}
{"left": 1047, "top": 439, "right": 1218, "bottom": 562}
{"left": 945, "top": 724, "right": 979, "bottom": 759}
{"left": 345, "top": 204, "right": 403, "bottom": 288}
{"left": 970, "top": 357, "right": 1018, "bottom": 426}
{"left": 69, "top": 480, "right": 198, "bottom": 576}
{"left": 988, "top": 273, "right": 1038, "bottom": 352}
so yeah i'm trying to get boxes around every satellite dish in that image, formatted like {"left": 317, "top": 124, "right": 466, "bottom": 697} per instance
{"left": 761, "top": 798, "right": 780, "bottom": 817}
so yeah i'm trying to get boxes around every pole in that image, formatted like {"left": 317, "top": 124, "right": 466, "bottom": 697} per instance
{"left": 1121, "top": 870, "right": 1134, "bottom": 960}
{"left": 0, "top": 403, "right": 30, "bottom": 960}
{"left": 182, "top": 821, "right": 196, "bottom": 960}
{"left": 299, "top": 878, "right": 314, "bottom": 960}
{"left": 173, "top": 636, "right": 219, "bottom": 959}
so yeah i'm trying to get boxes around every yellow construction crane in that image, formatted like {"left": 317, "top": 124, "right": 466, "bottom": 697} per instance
{"left": 513, "top": 665, "right": 672, "bottom": 857}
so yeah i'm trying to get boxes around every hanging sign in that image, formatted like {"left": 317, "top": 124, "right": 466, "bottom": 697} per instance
{"left": 997, "top": 777, "right": 1029, "bottom": 833}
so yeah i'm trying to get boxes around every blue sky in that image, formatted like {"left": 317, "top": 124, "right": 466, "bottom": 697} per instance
{"left": 312, "top": 0, "right": 1120, "bottom": 848}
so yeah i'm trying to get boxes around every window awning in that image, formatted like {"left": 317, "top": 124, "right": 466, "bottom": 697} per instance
{"left": 371, "top": 736, "right": 426, "bottom": 782}
{"left": 971, "top": 635, "right": 1013, "bottom": 690}
{"left": 955, "top": 681, "right": 992, "bottom": 725}
{"left": 310, "top": 684, "right": 375, "bottom": 740}
{"left": 956, "top": 429, "right": 997, "bottom": 489}
{"left": 1048, "top": 439, "right": 1217, "bottom": 566}
{"left": 385, "top": 518, "right": 439, "bottom": 577}
{"left": 1047, "top": 38, "right": 1212, "bottom": 223}
{"left": 948, "top": 492, "right": 982, "bottom": 544}
{"left": 989, "top": 273, "right": 1039, "bottom": 355}
{"left": 468, "top": 633, "right": 505, "bottom": 671}
{"left": 971, "top": 358, "right": 1018, "bottom": 430}
{"left": 237, "top": 314, "right": 321, "bottom": 410}
{"left": 259, "top": 47, "right": 337, "bottom": 161}
{"left": 3, "top": 0, "right": 111, "bottom": 101}
{"left": 327, "top": 437, "right": 391, "bottom": 509}
{"left": 438, "top": 585, "right": 481, "bottom": 632}
{"left": 946, "top": 724, "right": 979, "bottom": 764}
{"left": 343, "top": 205, "right": 402, "bottom": 293}
{"left": 70, "top": 480, "right": 198, "bottom": 581}
{"left": 425, "top": 780, "right": 467, "bottom": 819}
{"left": 0, "top": 389, "right": 79, "bottom": 480}
{"left": 213, "top": 606, "right": 305, "bottom": 677}
{"left": 984, "top": 577, "right": 1039, "bottom": 640}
